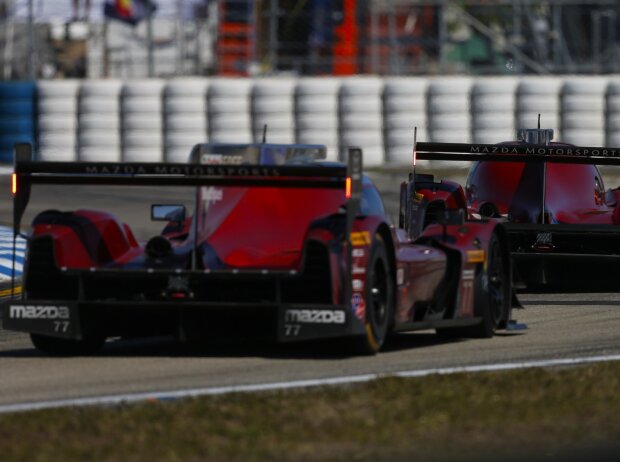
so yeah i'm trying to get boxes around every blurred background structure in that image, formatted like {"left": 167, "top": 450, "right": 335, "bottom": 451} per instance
{"left": 0, "top": 0, "right": 619, "bottom": 79}
{"left": 1, "top": 1, "right": 620, "bottom": 165}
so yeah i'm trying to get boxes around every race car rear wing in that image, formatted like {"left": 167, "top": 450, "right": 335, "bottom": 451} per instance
{"left": 414, "top": 141, "right": 620, "bottom": 166}
{"left": 9, "top": 143, "right": 364, "bottom": 293}
{"left": 11, "top": 143, "right": 361, "bottom": 231}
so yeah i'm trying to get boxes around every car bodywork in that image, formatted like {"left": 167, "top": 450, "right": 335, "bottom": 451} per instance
{"left": 414, "top": 128, "right": 620, "bottom": 291}
{"left": 2, "top": 142, "right": 512, "bottom": 355}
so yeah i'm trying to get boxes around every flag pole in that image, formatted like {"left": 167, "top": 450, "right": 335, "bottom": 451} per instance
{"left": 103, "top": 19, "right": 109, "bottom": 77}
{"left": 27, "top": 0, "right": 35, "bottom": 78}
{"left": 147, "top": 3, "right": 154, "bottom": 77}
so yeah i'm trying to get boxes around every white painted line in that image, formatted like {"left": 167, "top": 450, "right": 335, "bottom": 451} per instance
{"left": 393, "top": 355, "right": 620, "bottom": 377}
{"left": 1, "top": 354, "right": 620, "bottom": 414}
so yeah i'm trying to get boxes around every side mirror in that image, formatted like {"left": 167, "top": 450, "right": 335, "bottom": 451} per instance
{"left": 151, "top": 204, "right": 186, "bottom": 222}
{"left": 605, "top": 188, "right": 618, "bottom": 207}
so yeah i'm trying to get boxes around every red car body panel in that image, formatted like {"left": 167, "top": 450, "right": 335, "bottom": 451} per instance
{"left": 197, "top": 186, "right": 346, "bottom": 268}
{"left": 417, "top": 180, "right": 467, "bottom": 211}
{"left": 466, "top": 151, "right": 618, "bottom": 225}
{"left": 393, "top": 238, "right": 447, "bottom": 325}
{"left": 32, "top": 210, "right": 141, "bottom": 268}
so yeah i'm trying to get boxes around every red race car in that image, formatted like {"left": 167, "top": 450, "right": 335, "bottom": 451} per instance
{"left": 2, "top": 142, "right": 513, "bottom": 355}
{"left": 414, "top": 128, "right": 620, "bottom": 291}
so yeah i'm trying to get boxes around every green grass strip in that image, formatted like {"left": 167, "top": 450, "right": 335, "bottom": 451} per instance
{"left": 1, "top": 362, "right": 619, "bottom": 462}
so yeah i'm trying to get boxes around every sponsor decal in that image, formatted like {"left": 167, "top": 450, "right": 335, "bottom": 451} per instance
{"left": 527, "top": 148, "right": 620, "bottom": 157}
{"left": 9, "top": 304, "right": 70, "bottom": 320}
{"left": 83, "top": 164, "right": 281, "bottom": 177}
{"left": 466, "top": 249, "right": 486, "bottom": 263}
{"left": 352, "top": 279, "right": 364, "bottom": 291}
{"left": 285, "top": 309, "right": 345, "bottom": 324}
{"left": 469, "top": 144, "right": 620, "bottom": 158}
{"left": 461, "top": 269, "right": 475, "bottom": 281}
{"left": 470, "top": 146, "right": 521, "bottom": 154}
{"left": 352, "top": 265, "right": 366, "bottom": 275}
{"left": 397, "top": 268, "right": 405, "bottom": 285}
{"left": 350, "top": 231, "right": 371, "bottom": 246}
{"left": 414, "top": 192, "right": 424, "bottom": 202}
{"left": 202, "top": 187, "right": 223, "bottom": 203}
{"left": 283, "top": 324, "right": 301, "bottom": 336}
{"left": 352, "top": 248, "right": 365, "bottom": 258}
{"left": 200, "top": 154, "right": 244, "bottom": 165}
{"left": 351, "top": 293, "right": 366, "bottom": 319}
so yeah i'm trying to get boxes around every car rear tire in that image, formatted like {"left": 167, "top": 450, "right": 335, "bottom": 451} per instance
{"left": 469, "top": 232, "right": 510, "bottom": 337}
{"left": 30, "top": 333, "right": 105, "bottom": 356}
{"left": 351, "top": 234, "right": 394, "bottom": 355}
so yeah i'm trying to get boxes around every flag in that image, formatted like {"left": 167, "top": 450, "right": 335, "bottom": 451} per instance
{"left": 104, "top": 0, "right": 157, "bottom": 26}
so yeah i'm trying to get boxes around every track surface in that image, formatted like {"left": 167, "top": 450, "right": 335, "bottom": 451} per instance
{"left": 0, "top": 173, "right": 619, "bottom": 407}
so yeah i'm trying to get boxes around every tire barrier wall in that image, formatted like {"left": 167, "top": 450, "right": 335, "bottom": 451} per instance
{"left": 7, "top": 76, "right": 620, "bottom": 167}
{"left": 0, "top": 81, "right": 36, "bottom": 163}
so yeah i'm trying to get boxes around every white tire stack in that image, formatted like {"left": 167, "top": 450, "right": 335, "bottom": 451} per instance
{"left": 427, "top": 78, "right": 472, "bottom": 143}
{"left": 515, "top": 77, "right": 561, "bottom": 135}
{"left": 471, "top": 78, "right": 518, "bottom": 143}
{"left": 560, "top": 78, "right": 607, "bottom": 146}
{"left": 383, "top": 78, "right": 428, "bottom": 166}
{"left": 427, "top": 78, "right": 472, "bottom": 170}
{"left": 163, "top": 79, "right": 208, "bottom": 163}
{"left": 252, "top": 78, "right": 296, "bottom": 144}
{"left": 339, "top": 77, "right": 385, "bottom": 166}
{"left": 295, "top": 78, "right": 341, "bottom": 161}
{"left": 207, "top": 79, "right": 252, "bottom": 143}
{"left": 77, "top": 80, "right": 123, "bottom": 162}
{"left": 37, "top": 80, "right": 79, "bottom": 161}
{"left": 606, "top": 80, "right": 620, "bottom": 147}
{"left": 121, "top": 80, "right": 165, "bottom": 162}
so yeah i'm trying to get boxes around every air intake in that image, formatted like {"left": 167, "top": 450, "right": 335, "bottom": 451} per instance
{"left": 517, "top": 128, "right": 554, "bottom": 145}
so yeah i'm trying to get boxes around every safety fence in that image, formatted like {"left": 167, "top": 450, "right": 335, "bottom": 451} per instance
{"left": 1, "top": 76, "right": 620, "bottom": 167}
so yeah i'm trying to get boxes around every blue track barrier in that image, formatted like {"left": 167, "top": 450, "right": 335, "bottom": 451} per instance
{"left": 0, "top": 82, "right": 36, "bottom": 163}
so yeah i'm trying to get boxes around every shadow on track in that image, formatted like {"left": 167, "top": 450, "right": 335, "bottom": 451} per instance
{"left": 519, "top": 294, "right": 620, "bottom": 307}
{"left": 0, "top": 330, "right": 469, "bottom": 360}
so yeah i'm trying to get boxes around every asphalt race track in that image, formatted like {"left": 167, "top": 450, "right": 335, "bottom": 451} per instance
{"left": 0, "top": 173, "right": 619, "bottom": 409}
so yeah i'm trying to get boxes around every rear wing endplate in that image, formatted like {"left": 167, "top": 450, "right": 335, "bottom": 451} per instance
{"left": 344, "top": 148, "right": 363, "bottom": 307}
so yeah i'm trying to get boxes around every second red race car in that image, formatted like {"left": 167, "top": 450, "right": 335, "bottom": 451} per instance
{"left": 413, "top": 128, "right": 620, "bottom": 291}
{"left": 2, "top": 142, "right": 513, "bottom": 355}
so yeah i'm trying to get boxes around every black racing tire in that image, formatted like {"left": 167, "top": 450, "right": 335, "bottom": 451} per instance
{"left": 467, "top": 231, "right": 510, "bottom": 338}
{"left": 30, "top": 333, "right": 106, "bottom": 356}
{"left": 351, "top": 234, "right": 394, "bottom": 355}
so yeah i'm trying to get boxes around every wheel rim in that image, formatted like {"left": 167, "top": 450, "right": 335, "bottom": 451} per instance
{"left": 370, "top": 258, "right": 388, "bottom": 328}
{"left": 487, "top": 239, "right": 505, "bottom": 325}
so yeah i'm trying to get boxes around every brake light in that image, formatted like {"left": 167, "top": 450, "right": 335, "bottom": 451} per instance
{"left": 345, "top": 176, "right": 352, "bottom": 199}
{"left": 11, "top": 173, "right": 16, "bottom": 195}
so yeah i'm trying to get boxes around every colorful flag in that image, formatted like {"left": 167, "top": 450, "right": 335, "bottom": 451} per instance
{"left": 104, "top": 0, "right": 157, "bottom": 26}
